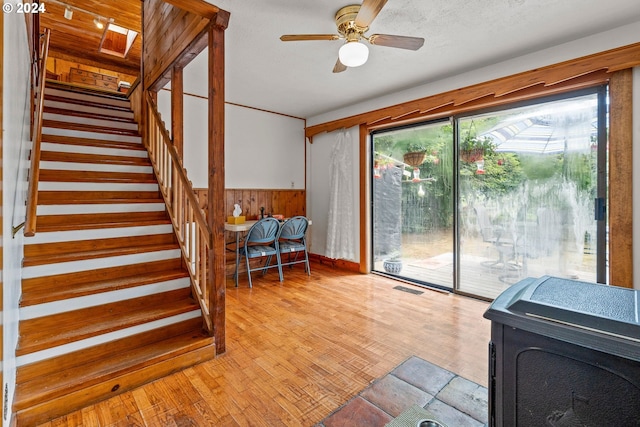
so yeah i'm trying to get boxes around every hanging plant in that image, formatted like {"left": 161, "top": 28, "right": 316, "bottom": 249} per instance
{"left": 403, "top": 142, "right": 427, "bottom": 167}
{"left": 460, "top": 135, "right": 495, "bottom": 163}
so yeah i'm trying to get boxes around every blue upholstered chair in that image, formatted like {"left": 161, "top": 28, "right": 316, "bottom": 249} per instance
{"left": 236, "top": 217, "right": 283, "bottom": 287}
{"left": 277, "top": 216, "right": 310, "bottom": 275}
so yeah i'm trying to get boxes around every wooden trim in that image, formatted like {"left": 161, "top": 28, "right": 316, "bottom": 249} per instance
{"left": 608, "top": 69, "right": 634, "bottom": 288}
{"left": 208, "top": 24, "right": 226, "bottom": 355}
{"left": 359, "top": 124, "right": 368, "bottom": 274}
{"left": 306, "top": 42, "right": 640, "bottom": 138}
{"left": 171, "top": 66, "right": 184, "bottom": 157}
{"left": 161, "top": 0, "right": 226, "bottom": 23}
{"left": 308, "top": 253, "right": 360, "bottom": 273}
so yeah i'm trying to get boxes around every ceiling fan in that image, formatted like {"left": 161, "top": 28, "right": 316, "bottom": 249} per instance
{"left": 280, "top": 0, "right": 425, "bottom": 73}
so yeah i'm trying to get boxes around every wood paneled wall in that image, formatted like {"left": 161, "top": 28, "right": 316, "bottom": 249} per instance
{"left": 45, "top": 57, "right": 137, "bottom": 87}
{"left": 194, "top": 188, "right": 306, "bottom": 220}
{"left": 142, "top": 0, "right": 211, "bottom": 91}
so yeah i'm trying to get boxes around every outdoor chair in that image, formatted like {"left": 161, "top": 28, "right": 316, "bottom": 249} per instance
{"left": 474, "top": 206, "right": 516, "bottom": 270}
{"left": 236, "top": 217, "right": 283, "bottom": 287}
{"left": 277, "top": 216, "right": 311, "bottom": 275}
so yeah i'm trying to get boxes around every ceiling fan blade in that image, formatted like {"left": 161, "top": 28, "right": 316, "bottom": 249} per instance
{"left": 368, "top": 34, "right": 425, "bottom": 50}
{"left": 280, "top": 34, "right": 340, "bottom": 42}
{"left": 355, "top": 0, "right": 388, "bottom": 28}
{"left": 333, "top": 58, "right": 347, "bottom": 73}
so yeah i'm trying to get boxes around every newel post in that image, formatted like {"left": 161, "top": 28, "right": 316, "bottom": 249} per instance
{"left": 208, "top": 12, "right": 229, "bottom": 355}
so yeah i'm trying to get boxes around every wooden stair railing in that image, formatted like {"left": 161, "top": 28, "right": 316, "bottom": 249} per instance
{"left": 24, "top": 28, "right": 51, "bottom": 237}
{"left": 144, "top": 91, "right": 214, "bottom": 334}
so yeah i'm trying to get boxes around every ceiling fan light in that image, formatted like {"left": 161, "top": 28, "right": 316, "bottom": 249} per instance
{"left": 94, "top": 18, "right": 104, "bottom": 29}
{"left": 338, "top": 41, "right": 369, "bottom": 67}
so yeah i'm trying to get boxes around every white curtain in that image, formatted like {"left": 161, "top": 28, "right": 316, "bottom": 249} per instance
{"left": 325, "top": 129, "right": 355, "bottom": 260}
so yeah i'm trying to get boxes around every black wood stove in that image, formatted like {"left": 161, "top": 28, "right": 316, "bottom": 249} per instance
{"left": 484, "top": 276, "right": 640, "bottom": 426}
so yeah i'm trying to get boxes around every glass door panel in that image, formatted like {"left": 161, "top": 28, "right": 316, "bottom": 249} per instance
{"left": 457, "top": 93, "right": 602, "bottom": 299}
{"left": 372, "top": 120, "right": 454, "bottom": 289}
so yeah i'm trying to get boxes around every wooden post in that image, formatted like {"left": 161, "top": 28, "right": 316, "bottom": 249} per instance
{"left": 171, "top": 65, "right": 184, "bottom": 158}
{"left": 208, "top": 15, "right": 228, "bottom": 355}
{"left": 608, "top": 69, "right": 633, "bottom": 288}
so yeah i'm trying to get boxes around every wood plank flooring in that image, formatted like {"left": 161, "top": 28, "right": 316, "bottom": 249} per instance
{"left": 37, "top": 262, "right": 491, "bottom": 426}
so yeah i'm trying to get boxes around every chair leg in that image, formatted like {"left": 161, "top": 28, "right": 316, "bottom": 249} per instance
{"left": 304, "top": 250, "right": 311, "bottom": 275}
{"left": 235, "top": 251, "right": 241, "bottom": 287}
{"left": 276, "top": 251, "right": 283, "bottom": 282}
{"left": 245, "top": 255, "right": 253, "bottom": 288}
{"left": 263, "top": 255, "right": 272, "bottom": 276}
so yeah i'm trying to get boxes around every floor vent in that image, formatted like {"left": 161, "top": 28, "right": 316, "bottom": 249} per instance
{"left": 393, "top": 285, "right": 424, "bottom": 295}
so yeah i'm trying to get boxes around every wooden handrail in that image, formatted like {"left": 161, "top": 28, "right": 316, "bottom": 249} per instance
{"left": 24, "top": 28, "right": 51, "bottom": 237}
{"left": 144, "top": 91, "right": 214, "bottom": 334}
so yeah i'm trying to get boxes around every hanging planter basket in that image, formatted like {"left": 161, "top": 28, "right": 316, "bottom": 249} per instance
{"left": 403, "top": 151, "right": 426, "bottom": 167}
{"left": 460, "top": 148, "right": 484, "bottom": 163}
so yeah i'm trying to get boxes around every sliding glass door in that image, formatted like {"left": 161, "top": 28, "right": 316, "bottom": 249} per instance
{"left": 457, "top": 91, "right": 606, "bottom": 298}
{"left": 370, "top": 88, "right": 608, "bottom": 299}
{"left": 371, "top": 120, "right": 454, "bottom": 289}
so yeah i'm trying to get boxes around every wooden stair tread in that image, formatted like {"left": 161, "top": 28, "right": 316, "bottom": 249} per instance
{"left": 45, "top": 82, "right": 131, "bottom": 105}
{"left": 43, "top": 106, "right": 135, "bottom": 124}
{"left": 15, "top": 323, "right": 213, "bottom": 411}
{"left": 40, "top": 150, "right": 151, "bottom": 166}
{"left": 23, "top": 243, "right": 179, "bottom": 267}
{"left": 35, "top": 211, "right": 171, "bottom": 232}
{"left": 39, "top": 169, "right": 157, "bottom": 183}
{"left": 43, "top": 119, "right": 139, "bottom": 136}
{"left": 17, "top": 289, "right": 198, "bottom": 356}
{"left": 37, "top": 190, "right": 163, "bottom": 204}
{"left": 44, "top": 94, "right": 130, "bottom": 111}
{"left": 25, "top": 233, "right": 177, "bottom": 259}
{"left": 41, "top": 134, "right": 143, "bottom": 151}
{"left": 21, "top": 269, "right": 189, "bottom": 306}
{"left": 21, "top": 259, "right": 187, "bottom": 306}
{"left": 15, "top": 340, "right": 214, "bottom": 426}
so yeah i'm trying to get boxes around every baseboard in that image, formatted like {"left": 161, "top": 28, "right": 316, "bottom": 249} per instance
{"left": 308, "top": 253, "right": 360, "bottom": 273}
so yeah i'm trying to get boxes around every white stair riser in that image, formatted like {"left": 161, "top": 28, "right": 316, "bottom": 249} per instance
{"left": 16, "top": 311, "right": 202, "bottom": 367}
{"left": 41, "top": 142, "right": 146, "bottom": 158}
{"left": 44, "top": 112, "right": 138, "bottom": 131}
{"left": 22, "top": 249, "right": 182, "bottom": 279}
{"left": 26, "top": 224, "right": 172, "bottom": 245}
{"left": 45, "top": 100, "right": 134, "bottom": 120}
{"left": 45, "top": 88, "right": 131, "bottom": 109}
{"left": 41, "top": 161, "right": 152, "bottom": 174}
{"left": 42, "top": 127, "right": 141, "bottom": 144}
{"left": 20, "top": 277, "right": 192, "bottom": 320}
{"left": 39, "top": 182, "right": 159, "bottom": 192}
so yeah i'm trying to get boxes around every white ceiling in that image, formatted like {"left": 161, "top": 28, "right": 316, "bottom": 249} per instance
{"left": 184, "top": 0, "right": 640, "bottom": 119}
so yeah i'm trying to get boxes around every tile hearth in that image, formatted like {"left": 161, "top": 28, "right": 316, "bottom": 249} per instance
{"left": 319, "top": 356, "right": 488, "bottom": 427}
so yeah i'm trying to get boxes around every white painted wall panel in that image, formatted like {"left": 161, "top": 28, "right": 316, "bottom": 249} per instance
{"left": 3, "top": 10, "right": 32, "bottom": 426}
{"left": 157, "top": 89, "right": 305, "bottom": 190}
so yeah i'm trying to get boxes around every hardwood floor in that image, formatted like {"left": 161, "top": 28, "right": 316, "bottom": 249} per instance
{"left": 37, "top": 262, "right": 491, "bottom": 426}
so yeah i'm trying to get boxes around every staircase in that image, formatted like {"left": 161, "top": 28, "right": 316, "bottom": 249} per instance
{"left": 15, "top": 83, "right": 215, "bottom": 425}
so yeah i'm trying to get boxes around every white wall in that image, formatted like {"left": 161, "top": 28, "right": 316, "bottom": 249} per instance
{"left": 157, "top": 91, "right": 306, "bottom": 190}
{"left": 307, "top": 126, "right": 360, "bottom": 261}
{"left": 633, "top": 66, "right": 639, "bottom": 290}
{"left": 3, "top": 9, "right": 32, "bottom": 426}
